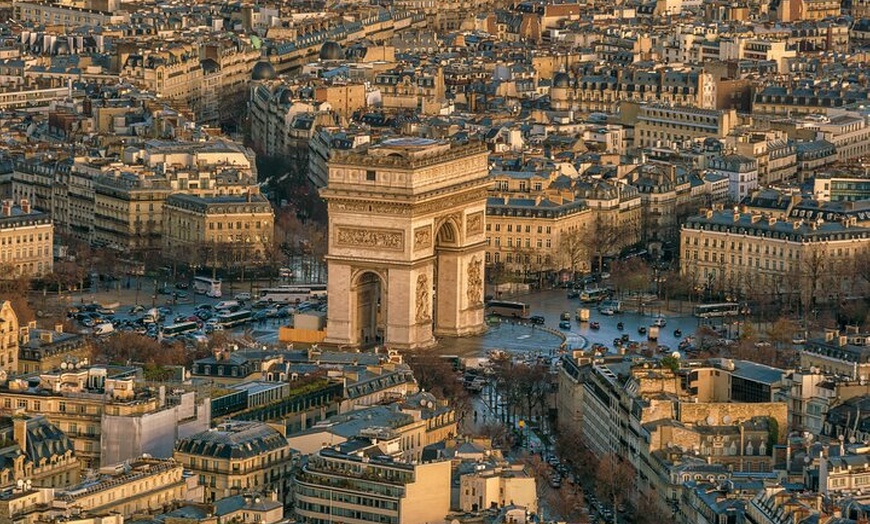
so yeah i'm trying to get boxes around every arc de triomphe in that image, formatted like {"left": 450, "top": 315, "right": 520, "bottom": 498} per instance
{"left": 321, "top": 138, "right": 489, "bottom": 350}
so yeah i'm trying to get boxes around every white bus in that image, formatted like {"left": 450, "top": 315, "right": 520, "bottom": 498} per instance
{"left": 162, "top": 322, "right": 199, "bottom": 338}
{"left": 193, "top": 277, "right": 222, "bottom": 298}
{"left": 259, "top": 284, "right": 327, "bottom": 304}
{"left": 217, "top": 310, "right": 252, "bottom": 328}
{"left": 694, "top": 303, "right": 741, "bottom": 318}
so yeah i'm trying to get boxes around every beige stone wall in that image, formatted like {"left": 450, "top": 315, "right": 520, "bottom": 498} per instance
{"left": 401, "top": 460, "right": 451, "bottom": 524}
{"left": 678, "top": 402, "right": 788, "bottom": 442}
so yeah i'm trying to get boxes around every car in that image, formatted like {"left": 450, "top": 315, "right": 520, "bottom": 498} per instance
{"left": 529, "top": 315, "right": 545, "bottom": 325}
{"left": 560, "top": 311, "right": 571, "bottom": 321}
{"left": 173, "top": 291, "right": 187, "bottom": 299}
{"left": 600, "top": 307, "right": 615, "bottom": 316}
{"left": 253, "top": 310, "right": 269, "bottom": 321}
{"left": 234, "top": 292, "right": 252, "bottom": 301}
{"left": 652, "top": 316, "right": 667, "bottom": 327}
{"left": 157, "top": 287, "right": 172, "bottom": 295}
{"left": 195, "top": 304, "right": 214, "bottom": 311}
{"left": 559, "top": 320, "right": 571, "bottom": 330}
{"left": 590, "top": 321, "right": 600, "bottom": 330}
{"left": 175, "top": 282, "right": 189, "bottom": 289}
{"left": 567, "top": 290, "right": 579, "bottom": 299}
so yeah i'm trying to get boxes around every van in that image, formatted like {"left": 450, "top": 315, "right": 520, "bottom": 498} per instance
{"left": 215, "top": 300, "right": 239, "bottom": 311}
{"left": 94, "top": 323, "right": 115, "bottom": 336}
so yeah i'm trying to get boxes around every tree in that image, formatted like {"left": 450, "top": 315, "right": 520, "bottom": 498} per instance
{"left": 595, "top": 452, "right": 635, "bottom": 515}
{"left": 611, "top": 258, "right": 651, "bottom": 296}
{"left": 559, "top": 227, "right": 587, "bottom": 280}
{"left": 634, "top": 491, "right": 671, "bottom": 524}
{"left": 581, "top": 213, "right": 625, "bottom": 273}
{"left": 405, "top": 352, "right": 472, "bottom": 426}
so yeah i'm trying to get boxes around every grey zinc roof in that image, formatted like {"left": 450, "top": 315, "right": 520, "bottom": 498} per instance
{"left": 175, "top": 421, "right": 287, "bottom": 459}
{"left": 731, "top": 360, "right": 784, "bottom": 386}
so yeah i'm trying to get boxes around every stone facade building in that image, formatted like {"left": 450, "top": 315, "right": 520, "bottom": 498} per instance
{"left": 0, "top": 199, "right": 52, "bottom": 278}
{"left": 174, "top": 421, "right": 296, "bottom": 507}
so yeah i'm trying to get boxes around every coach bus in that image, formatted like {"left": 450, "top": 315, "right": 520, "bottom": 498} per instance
{"left": 162, "top": 322, "right": 199, "bottom": 338}
{"left": 485, "top": 300, "right": 530, "bottom": 319}
{"left": 694, "top": 303, "right": 740, "bottom": 319}
{"left": 217, "top": 310, "right": 252, "bottom": 328}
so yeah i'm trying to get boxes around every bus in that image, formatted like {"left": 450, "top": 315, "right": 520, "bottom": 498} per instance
{"left": 694, "top": 303, "right": 740, "bottom": 319}
{"left": 162, "top": 322, "right": 199, "bottom": 338}
{"left": 217, "top": 310, "right": 252, "bottom": 328}
{"left": 485, "top": 300, "right": 530, "bottom": 319}
{"left": 580, "top": 288, "right": 610, "bottom": 303}
{"left": 259, "top": 285, "right": 327, "bottom": 304}
{"left": 193, "top": 277, "right": 222, "bottom": 298}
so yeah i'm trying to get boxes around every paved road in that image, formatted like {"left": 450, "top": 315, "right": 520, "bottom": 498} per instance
{"left": 513, "top": 288, "right": 703, "bottom": 354}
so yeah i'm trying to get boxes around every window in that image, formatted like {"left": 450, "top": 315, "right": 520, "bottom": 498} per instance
{"left": 366, "top": 170, "right": 376, "bottom": 181}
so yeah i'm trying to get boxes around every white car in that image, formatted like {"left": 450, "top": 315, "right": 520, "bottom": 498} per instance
{"left": 652, "top": 316, "right": 667, "bottom": 327}
{"left": 600, "top": 307, "right": 615, "bottom": 316}
{"left": 234, "top": 292, "right": 252, "bottom": 301}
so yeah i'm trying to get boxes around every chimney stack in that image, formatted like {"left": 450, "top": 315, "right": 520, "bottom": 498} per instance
{"left": 13, "top": 417, "right": 27, "bottom": 451}
{"left": 20, "top": 199, "right": 30, "bottom": 214}
{"left": 1, "top": 200, "right": 10, "bottom": 217}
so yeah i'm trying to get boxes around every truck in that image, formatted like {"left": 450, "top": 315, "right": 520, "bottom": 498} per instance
{"left": 576, "top": 308, "right": 590, "bottom": 322}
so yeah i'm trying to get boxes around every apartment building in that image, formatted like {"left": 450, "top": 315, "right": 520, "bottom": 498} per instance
{"left": 753, "top": 85, "right": 868, "bottom": 116}
{"left": 801, "top": 329, "right": 870, "bottom": 380}
{"left": 679, "top": 208, "right": 870, "bottom": 301}
{"left": 174, "top": 421, "right": 296, "bottom": 506}
{"left": 12, "top": 139, "right": 258, "bottom": 252}
{"left": 17, "top": 324, "right": 93, "bottom": 374}
{"left": 0, "top": 366, "right": 209, "bottom": 469}
{"left": 485, "top": 194, "right": 591, "bottom": 275}
{"left": 566, "top": 357, "right": 788, "bottom": 515}
{"left": 707, "top": 154, "right": 758, "bottom": 202}
{"left": 550, "top": 66, "right": 715, "bottom": 113}
{"left": 0, "top": 199, "right": 53, "bottom": 278}
{"left": 815, "top": 114, "right": 870, "bottom": 163}
{"left": 53, "top": 458, "right": 190, "bottom": 518}
{"left": 294, "top": 440, "right": 451, "bottom": 524}
{"left": 633, "top": 104, "right": 738, "bottom": 149}
{"left": 0, "top": 302, "right": 19, "bottom": 375}
{"left": 812, "top": 171, "right": 870, "bottom": 202}
{"left": 162, "top": 193, "right": 274, "bottom": 266}
{"left": 13, "top": 0, "right": 128, "bottom": 26}
{"left": 459, "top": 464, "right": 538, "bottom": 514}
{"left": 0, "top": 415, "right": 80, "bottom": 489}
{"left": 730, "top": 131, "right": 797, "bottom": 186}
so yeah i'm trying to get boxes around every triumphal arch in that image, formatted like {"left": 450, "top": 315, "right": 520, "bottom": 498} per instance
{"left": 321, "top": 138, "right": 489, "bottom": 350}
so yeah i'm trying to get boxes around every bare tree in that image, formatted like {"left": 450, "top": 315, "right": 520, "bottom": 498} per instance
{"left": 559, "top": 227, "right": 587, "bottom": 280}
{"left": 595, "top": 452, "right": 636, "bottom": 515}
{"left": 581, "top": 213, "right": 625, "bottom": 273}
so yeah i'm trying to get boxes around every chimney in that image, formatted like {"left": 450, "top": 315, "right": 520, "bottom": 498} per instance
{"left": 839, "top": 335, "right": 848, "bottom": 347}
{"left": 1, "top": 200, "right": 10, "bottom": 216}
{"left": 13, "top": 417, "right": 27, "bottom": 450}
{"left": 768, "top": 217, "right": 777, "bottom": 226}
{"left": 750, "top": 214, "right": 761, "bottom": 223}
{"left": 733, "top": 212, "right": 740, "bottom": 222}
{"left": 705, "top": 209, "right": 713, "bottom": 218}
{"left": 39, "top": 331, "right": 53, "bottom": 344}
{"left": 19, "top": 199, "right": 30, "bottom": 214}
{"left": 824, "top": 329, "right": 837, "bottom": 342}
{"left": 793, "top": 220, "right": 802, "bottom": 230}
{"left": 54, "top": 324, "right": 63, "bottom": 333}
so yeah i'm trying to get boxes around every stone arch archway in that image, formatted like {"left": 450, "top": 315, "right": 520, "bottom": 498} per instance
{"left": 322, "top": 139, "right": 490, "bottom": 350}
{"left": 351, "top": 270, "right": 387, "bottom": 347}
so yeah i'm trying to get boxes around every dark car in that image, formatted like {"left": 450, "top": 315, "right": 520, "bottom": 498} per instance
{"left": 175, "top": 282, "right": 189, "bottom": 289}
{"left": 559, "top": 320, "right": 571, "bottom": 330}
{"left": 529, "top": 315, "right": 545, "bottom": 325}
